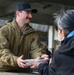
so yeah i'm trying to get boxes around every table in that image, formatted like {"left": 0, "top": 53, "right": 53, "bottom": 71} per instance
{"left": 0, "top": 72, "right": 39, "bottom": 75}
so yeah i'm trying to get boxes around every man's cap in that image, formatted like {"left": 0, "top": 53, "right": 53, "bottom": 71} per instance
{"left": 16, "top": 2, "right": 37, "bottom": 13}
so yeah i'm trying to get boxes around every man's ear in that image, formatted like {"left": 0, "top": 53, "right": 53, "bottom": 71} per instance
{"left": 16, "top": 10, "right": 20, "bottom": 17}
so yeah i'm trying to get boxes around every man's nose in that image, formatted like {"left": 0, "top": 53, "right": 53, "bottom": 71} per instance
{"left": 29, "top": 13, "right": 32, "bottom": 18}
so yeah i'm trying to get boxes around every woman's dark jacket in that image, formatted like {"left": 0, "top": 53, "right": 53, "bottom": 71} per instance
{"left": 38, "top": 36, "right": 74, "bottom": 75}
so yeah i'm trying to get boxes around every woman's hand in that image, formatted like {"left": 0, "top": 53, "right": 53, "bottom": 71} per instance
{"left": 41, "top": 54, "right": 49, "bottom": 64}
{"left": 41, "top": 54, "right": 49, "bottom": 59}
{"left": 30, "top": 54, "right": 49, "bottom": 69}
{"left": 30, "top": 62, "right": 40, "bottom": 70}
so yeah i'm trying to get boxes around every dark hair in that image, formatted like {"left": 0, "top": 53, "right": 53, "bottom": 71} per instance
{"left": 54, "top": 10, "right": 74, "bottom": 31}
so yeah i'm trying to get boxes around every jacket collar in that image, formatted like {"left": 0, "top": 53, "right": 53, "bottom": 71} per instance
{"left": 11, "top": 21, "right": 35, "bottom": 35}
{"left": 67, "top": 30, "right": 74, "bottom": 38}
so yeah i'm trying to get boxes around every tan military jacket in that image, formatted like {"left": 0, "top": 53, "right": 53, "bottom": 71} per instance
{"left": 0, "top": 21, "right": 47, "bottom": 71}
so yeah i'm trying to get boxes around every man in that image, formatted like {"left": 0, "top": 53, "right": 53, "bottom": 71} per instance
{"left": 0, "top": 2, "right": 49, "bottom": 72}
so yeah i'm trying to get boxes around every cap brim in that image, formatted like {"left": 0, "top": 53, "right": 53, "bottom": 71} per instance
{"left": 32, "top": 9, "right": 37, "bottom": 13}
{"left": 25, "top": 9, "right": 37, "bottom": 13}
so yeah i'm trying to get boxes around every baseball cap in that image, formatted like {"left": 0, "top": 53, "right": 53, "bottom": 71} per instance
{"left": 15, "top": 2, "right": 37, "bottom": 13}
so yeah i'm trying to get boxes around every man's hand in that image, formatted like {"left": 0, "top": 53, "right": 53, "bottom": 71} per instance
{"left": 17, "top": 55, "right": 30, "bottom": 68}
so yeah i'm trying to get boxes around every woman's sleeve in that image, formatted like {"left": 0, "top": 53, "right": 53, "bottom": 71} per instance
{"left": 38, "top": 63, "right": 49, "bottom": 75}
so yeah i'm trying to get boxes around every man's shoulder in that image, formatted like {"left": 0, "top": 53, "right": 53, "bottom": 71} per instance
{"left": 0, "top": 21, "right": 15, "bottom": 33}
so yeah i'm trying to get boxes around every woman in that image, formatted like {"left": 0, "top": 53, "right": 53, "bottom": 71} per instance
{"left": 30, "top": 10, "right": 74, "bottom": 75}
